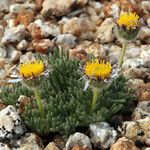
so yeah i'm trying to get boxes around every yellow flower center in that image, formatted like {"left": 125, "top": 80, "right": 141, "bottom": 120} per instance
{"left": 117, "top": 12, "right": 140, "bottom": 30}
{"left": 85, "top": 59, "right": 112, "bottom": 80}
{"left": 19, "top": 60, "right": 44, "bottom": 78}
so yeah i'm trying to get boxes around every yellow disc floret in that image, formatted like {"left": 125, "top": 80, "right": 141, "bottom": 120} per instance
{"left": 19, "top": 60, "right": 44, "bottom": 78}
{"left": 117, "top": 12, "right": 140, "bottom": 30}
{"left": 85, "top": 59, "right": 112, "bottom": 80}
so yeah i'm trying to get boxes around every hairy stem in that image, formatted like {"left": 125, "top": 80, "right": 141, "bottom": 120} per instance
{"left": 90, "top": 87, "right": 99, "bottom": 112}
{"left": 33, "top": 88, "right": 44, "bottom": 116}
{"left": 118, "top": 40, "right": 128, "bottom": 68}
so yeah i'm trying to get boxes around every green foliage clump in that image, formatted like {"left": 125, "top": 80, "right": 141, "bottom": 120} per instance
{"left": 0, "top": 49, "right": 134, "bottom": 137}
{"left": 0, "top": 83, "right": 33, "bottom": 106}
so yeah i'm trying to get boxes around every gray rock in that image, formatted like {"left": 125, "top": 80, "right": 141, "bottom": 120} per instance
{"left": 17, "top": 40, "right": 28, "bottom": 51}
{"left": 62, "top": 17, "right": 95, "bottom": 38}
{"left": 110, "top": 137, "right": 140, "bottom": 150}
{"left": 2, "top": 25, "right": 29, "bottom": 44}
{"left": 0, "top": 105, "right": 26, "bottom": 140}
{"left": 141, "top": 1, "right": 150, "bottom": 14}
{"left": 3, "top": 45, "right": 21, "bottom": 63}
{"left": 89, "top": 122, "right": 117, "bottom": 149}
{"left": 46, "top": 23, "right": 61, "bottom": 37}
{"left": 44, "top": 142, "right": 60, "bottom": 150}
{"left": 109, "top": 4, "right": 120, "bottom": 18}
{"left": 125, "top": 45, "right": 141, "bottom": 59}
{"left": 53, "top": 34, "right": 77, "bottom": 49}
{"left": 132, "top": 101, "right": 150, "bottom": 121}
{"left": 122, "top": 58, "right": 145, "bottom": 69}
{"left": 0, "top": 0, "right": 14, "bottom": 12}
{"left": 124, "top": 67, "right": 149, "bottom": 80}
{"left": 42, "top": 0, "right": 88, "bottom": 17}
{"left": 10, "top": 50, "right": 21, "bottom": 63}
{"left": 19, "top": 52, "right": 35, "bottom": 63}
{"left": 32, "top": 39, "right": 54, "bottom": 53}
{"left": 85, "top": 43, "right": 106, "bottom": 58}
{"left": 0, "top": 58, "right": 6, "bottom": 69}
{"left": 10, "top": 3, "right": 36, "bottom": 14}
{"left": 140, "top": 45, "right": 150, "bottom": 62}
{"left": 88, "top": 1, "right": 103, "bottom": 14}
{"left": 65, "top": 132, "right": 92, "bottom": 150}
{"left": 137, "top": 27, "right": 150, "bottom": 44}
{"left": 27, "top": 19, "right": 61, "bottom": 38}
{"left": 0, "top": 47, "right": 7, "bottom": 58}
{"left": 0, "top": 69, "right": 7, "bottom": 80}
{"left": 120, "top": 117, "right": 150, "bottom": 145}
{"left": 0, "top": 142, "right": 11, "bottom": 150}
{"left": 95, "top": 18, "right": 116, "bottom": 43}
{"left": 122, "top": 58, "right": 149, "bottom": 79}
{"left": 108, "top": 45, "right": 121, "bottom": 65}
{"left": 12, "top": 133, "right": 44, "bottom": 150}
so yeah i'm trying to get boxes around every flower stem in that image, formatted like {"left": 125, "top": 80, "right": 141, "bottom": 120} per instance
{"left": 90, "top": 87, "right": 99, "bottom": 112}
{"left": 33, "top": 88, "right": 44, "bottom": 116}
{"left": 118, "top": 40, "right": 128, "bottom": 68}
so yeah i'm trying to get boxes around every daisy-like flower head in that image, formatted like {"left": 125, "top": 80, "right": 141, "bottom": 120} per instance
{"left": 85, "top": 59, "right": 112, "bottom": 81}
{"left": 117, "top": 12, "right": 140, "bottom": 30}
{"left": 19, "top": 60, "right": 44, "bottom": 79}
{"left": 8, "top": 60, "right": 48, "bottom": 88}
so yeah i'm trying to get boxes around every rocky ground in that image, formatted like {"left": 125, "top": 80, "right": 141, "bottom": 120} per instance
{"left": 0, "top": 0, "right": 150, "bottom": 149}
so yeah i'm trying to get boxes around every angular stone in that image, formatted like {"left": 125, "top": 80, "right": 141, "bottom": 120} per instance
{"left": 13, "top": 133, "right": 44, "bottom": 150}
{"left": 2, "top": 25, "right": 29, "bottom": 44}
{"left": 95, "top": 18, "right": 116, "bottom": 43}
{"left": 0, "top": 47, "right": 6, "bottom": 58}
{"left": 32, "top": 39, "right": 54, "bottom": 53}
{"left": 140, "top": 45, "right": 150, "bottom": 62}
{"left": 44, "top": 142, "right": 59, "bottom": 150}
{"left": 85, "top": 43, "right": 106, "bottom": 58}
{"left": 42, "top": 0, "right": 88, "bottom": 17}
{"left": 89, "top": 122, "right": 117, "bottom": 149}
{"left": 62, "top": 17, "right": 95, "bottom": 37}
{"left": 0, "top": 105, "right": 26, "bottom": 140}
{"left": 15, "top": 8, "right": 35, "bottom": 27}
{"left": 120, "top": 117, "right": 150, "bottom": 145}
{"left": 0, "top": 69, "right": 7, "bottom": 80}
{"left": 132, "top": 101, "right": 150, "bottom": 121}
{"left": 122, "top": 58, "right": 145, "bottom": 69}
{"left": 108, "top": 45, "right": 121, "bottom": 65}
{"left": 10, "top": 3, "right": 36, "bottom": 14}
{"left": 125, "top": 45, "right": 141, "bottom": 59}
{"left": 110, "top": 137, "right": 140, "bottom": 150}
{"left": 137, "top": 27, "right": 150, "bottom": 44}
{"left": 141, "top": 1, "right": 150, "bottom": 14}
{"left": 65, "top": 132, "right": 92, "bottom": 150}
{"left": 27, "top": 19, "right": 61, "bottom": 39}
{"left": 10, "top": 50, "right": 21, "bottom": 63}
{"left": 88, "top": 1, "right": 103, "bottom": 14}
{"left": 69, "top": 49, "right": 87, "bottom": 61}
{"left": 128, "top": 78, "right": 150, "bottom": 101}
{"left": 0, "top": 142, "right": 11, "bottom": 150}
{"left": 53, "top": 34, "right": 77, "bottom": 49}
{"left": 71, "top": 145, "right": 89, "bottom": 150}
{"left": 17, "top": 40, "right": 28, "bottom": 51}
{"left": 19, "top": 52, "right": 35, "bottom": 63}
{"left": 0, "top": 58, "right": 6, "bottom": 69}
{"left": 0, "top": 0, "right": 14, "bottom": 12}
